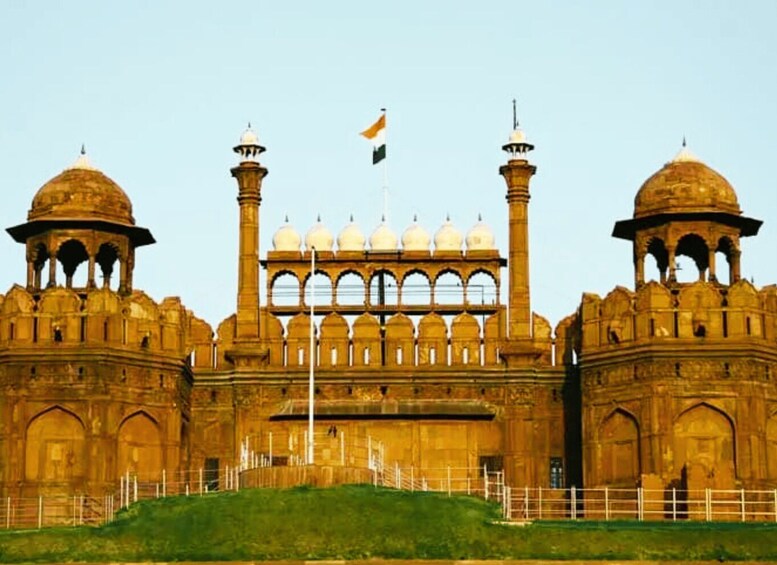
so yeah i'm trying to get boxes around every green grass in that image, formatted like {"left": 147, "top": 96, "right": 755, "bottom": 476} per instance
{"left": 1, "top": 484, "right": 777, "bottom": 562}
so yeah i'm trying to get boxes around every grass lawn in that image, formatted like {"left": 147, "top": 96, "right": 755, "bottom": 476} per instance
{"left": 1, "top": 484, "right": 777, "bottom": 562}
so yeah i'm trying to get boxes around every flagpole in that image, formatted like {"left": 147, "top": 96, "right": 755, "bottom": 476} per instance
{"left": 308, "top": 247, "right": 315, "bottom": 465}
{"left": 381, "top": 108, "right": 388, "bottom": 222}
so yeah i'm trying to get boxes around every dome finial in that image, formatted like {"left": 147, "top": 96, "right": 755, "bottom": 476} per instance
{"left": 350, "top": 213, "right": 354, "bottom": 222}
{"left": 69, "top": 144, "right": 96, "bottom": 171}
{"left": 502, "top": 99, "right": 534, "bottom": 159}
{"left": 413, "top": 213, "right": 418, "bottom": 222}
{"left": 512, "top": 98, "right": 518, "bottom": 129}
{"left": 234, "top": 123, "right": 265, "bottom": 162}
{"left": 381, "top": 214, "right": 386, "bottom": 223}
{"left": 671, "top": 138, "right": 699, "bottom": 163}
{"left": 446, "top": 212, "right": 451, "bottom": 222}
{"left": 317, "top": 213, "right": 321, "bottom": 222}
{"left": 478, "top": 212, "right": 482, "bottom": 222}
{"left": 284, "top": 214, "right": 289, "bottom": 223}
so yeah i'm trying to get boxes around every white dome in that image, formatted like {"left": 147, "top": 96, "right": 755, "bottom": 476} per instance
{"left": 272, "top": 216, "right": 302, "bottom": 251}
{"left": 337, "top": 216, "right": 366, "bottom": 251}
{"left": 465, "top": 215, "right": 495, "bottom": 251}
{"left": 305, "top": 216, "right": 334, "bottom": 252}
{"left": 369, "top": 220, "right": 398, "bottom": 251}
{"left": 239, "top": 123, "right": 259, "bottom": 146}
{"left": 401, "top": 216, "right": 431, "bottom": 251}
{"left": 507, "top": 128, "right": 527, "bottom": 145}
{"left": 434, "top": 216, "right": 463, "bottom": 252}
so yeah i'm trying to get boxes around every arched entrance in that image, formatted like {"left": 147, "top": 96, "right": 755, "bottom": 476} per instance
{"left": 117, "top": 412, "right": 163, "bottom": 481}
{"left": 25, "top": 407, "right": 86, "bottom": 488}
{"left": 673, "top": 404, "right": 735, "bottom": 489}
{"left": 599, "top": 409, "right": 640, "bottom": 485}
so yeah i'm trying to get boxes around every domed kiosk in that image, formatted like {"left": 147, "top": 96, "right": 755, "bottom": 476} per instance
{"left": 612, "top": 143, "right": 762, "bottom": 286}
{"left": 6, "top": 148, "right": 154, "bottom": 293}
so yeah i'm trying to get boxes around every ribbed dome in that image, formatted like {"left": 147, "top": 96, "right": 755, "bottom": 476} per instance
{"left": 434, "top": 217, "right": 463, "bottom": 251}
{"left": 465, "top": 215, "right": 495, "bottom": 250}
{"left": 29, "top": 153, "right": 134, "bottom": 225}
{"left": 273, "top": 217, "right": 302, "bottom": 251}
{"left": 305, "top": 217, "right": 334, "bottom": 252}
{"left": 337, "top": 216, "right": 366, "bottom": 251}
{"left": 401, "top": 216, "right": 431, "bottom": 251}
{"left": 634, "top": 147, "right": 740, "bottom": 219}
{"left": 369, "top": 220, "right": 398, "bottom": 251}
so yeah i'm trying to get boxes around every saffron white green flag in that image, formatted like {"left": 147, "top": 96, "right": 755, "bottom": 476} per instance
{"left": 360, "top": 113, "right": 386, "bottom": 164}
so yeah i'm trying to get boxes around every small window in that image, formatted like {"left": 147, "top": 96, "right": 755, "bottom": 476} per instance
{"left": 297, "top": 347, "right": 304, "bottom": 366}
{"left": 478, "top": 455, "right": 503, "bottom": 475}
{"left": 53, "top": 327, "right": 63, "bottom": 342}
{"left": 746, "top": 317, "right": 752, "bottom": 336}
{"left": 429, "top": 346, "right": 436, "bottom": 364}
{"left": 9, "top": 322, "right": 14, "bottom": 341}
{"left": 330, "top": 347, "right": 337, "bottom": 366}
{"left": 550, "top": 457, "right": 564, "bottom": 488}
{"left": 463, "top": 347, "right": 469, "bottom": 364}
{"left": 363, "top": 347, "right": 370, "bottom": 364}
{"left": 396, "top": 347, "right": 403, "bottom": 365}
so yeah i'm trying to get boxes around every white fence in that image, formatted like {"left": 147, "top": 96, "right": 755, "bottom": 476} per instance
{"left": 381, "top": 463, "right": 505, "bottom": 501}
{"left": 503, "top": 486, "right": 777, "bottom": 522}
{"left": 0, "top": 495, "right": 115, "bottom": 529}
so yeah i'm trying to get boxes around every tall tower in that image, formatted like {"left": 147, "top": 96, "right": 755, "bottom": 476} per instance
{"left": 231, "top": 125, "right": 268, "bottom": 342}
{"left": 499, "top": 111, "right": 537, "bottom": 342}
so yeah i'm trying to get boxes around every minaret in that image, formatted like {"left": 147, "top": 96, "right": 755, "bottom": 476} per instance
{"left": 499, "top": 105, "right": 536, "bottom": 341}
{"left": 231, "top": 124, "right": 268, "bottom": 341}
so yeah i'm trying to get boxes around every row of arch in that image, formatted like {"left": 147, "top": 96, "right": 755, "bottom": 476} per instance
{"left": 636, "top": 233, "right": 741, "bottom": 286}
{"left": 269, "top": 270, "right": 499, "bottom": 308}
{"left": 24, "top": 406, "right": 164, "bottom": 483}
{"left": 26, "top": 239, "right": 131, "bottom": 292}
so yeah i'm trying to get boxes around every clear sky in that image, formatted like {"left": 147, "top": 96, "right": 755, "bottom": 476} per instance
{"left": 1, "top": 1, "right": 775, "bottom": 330}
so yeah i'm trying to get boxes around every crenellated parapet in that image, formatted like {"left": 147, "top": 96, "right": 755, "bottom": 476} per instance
{"left": 580, "top": 280, "right": 777, "bottom": 355}
{"left": 0, "top": 285, "right": 209, "bottom": 360}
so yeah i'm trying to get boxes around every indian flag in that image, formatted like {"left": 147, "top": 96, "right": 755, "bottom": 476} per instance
{"left": 360, "top": 112, "right": 386, "bottom": 164}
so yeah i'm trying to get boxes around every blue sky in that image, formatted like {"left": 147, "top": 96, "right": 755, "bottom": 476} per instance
{"left": 1, "top": 1, "right": 775, "bottom": 329}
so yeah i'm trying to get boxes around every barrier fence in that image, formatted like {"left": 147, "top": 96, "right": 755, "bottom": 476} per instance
{"left": 503, "top": 486, "right": 777, "bottom": 522}
{"left": 0, "top": 494, "right": 115, "bottom": 529}
{"left": 116, "top": 463, "right": 504, "bottom": 506}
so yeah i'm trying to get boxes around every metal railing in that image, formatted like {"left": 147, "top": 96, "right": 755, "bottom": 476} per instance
{"left": 502, "top": 486, "right": 777, "bottom": 522}
{"left": 0, "top": 494, "right": 115, "bottom": 530}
